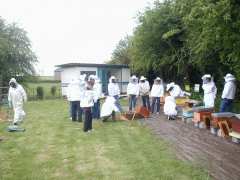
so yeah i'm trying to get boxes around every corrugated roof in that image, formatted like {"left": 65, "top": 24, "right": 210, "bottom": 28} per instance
{"left": 55, "top": 63, "right": 129, "bottom": 68}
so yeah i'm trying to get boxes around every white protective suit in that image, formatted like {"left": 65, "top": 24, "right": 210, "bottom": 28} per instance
{"left": 166, "top": 82, "right": 189, "bottom": 97}
{"left": 8, "top": 78, "right": 27, "bottom": 124}
{"left": 67, "top": 78, "right": 82, "bottom": 102}
{"left": 139, "top": 78, "right": 150, "bottom": 96}
{"left": 201, "top": 75, "right": 217, "bottom": 107}
{"left": 127, "top": 76, "right": 139, "bottom": 96}
{"left": 80, "top": 88, "right": 95, "bottom": 108}
{"left": 108, "top": 76, "right": 120, "bottom": 97}
{"left": 164, "top": 96, "right": 177, "bottom": 116}
{"left": 79, "top": 75, "right": 87, "bottom": 101}
{"left": 222, "top": 74, "right": 236, "bottom": 100}
{"left": 150, "top": 83, "right": 164, "bottom": 97}
{"left": 100, "top": 96, "right": 120, "bottom": 117}
{"left": 93, "top": 75, "right": 102, "bottom": 102}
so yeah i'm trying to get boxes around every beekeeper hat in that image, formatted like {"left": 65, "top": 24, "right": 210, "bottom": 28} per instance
{"left": 9, "top": 78, "right": 17, "bottom": 85}
{"left": 130, "top": 75, "right": 138, "bottom": 80}
{"left": 166, "top": 82, "right": 175, "bottom": 91}
{"left": 155, "top": 77, "right": 161, "bottom": 81}
{"left": 140, "top": 76, "right": 147, "bottom": 81}
{"left": 88, "top": 74, "right": 96, "bottom": 81}
{"left": 201, "top": 74, "right": 211, "bottom": 80}
{"left": 224, "top": 73, "right": 236, "bottom": 82}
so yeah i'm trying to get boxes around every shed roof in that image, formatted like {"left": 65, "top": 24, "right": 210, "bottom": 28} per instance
{"left": 56, "top": 63, "right": 129, "bottom": 68}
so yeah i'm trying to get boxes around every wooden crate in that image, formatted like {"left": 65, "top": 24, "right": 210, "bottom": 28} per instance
{"left": 193, "top": 111, "right": 212, "bottom": 123}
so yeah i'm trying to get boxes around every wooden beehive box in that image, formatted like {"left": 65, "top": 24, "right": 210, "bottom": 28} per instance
{"left": 211, "top": 112, "right": 235, "bottom": 128}
{"left": 193, "top": 111, "right": 212, "bottom": 123}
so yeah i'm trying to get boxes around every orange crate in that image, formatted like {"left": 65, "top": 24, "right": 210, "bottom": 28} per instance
{"left": 193, "top": 111, "right": 212, "bottom": 123}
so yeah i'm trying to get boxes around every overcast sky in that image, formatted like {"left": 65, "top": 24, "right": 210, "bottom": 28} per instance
{"left": 0, "top": 0, "right": 152, "bottom": 75}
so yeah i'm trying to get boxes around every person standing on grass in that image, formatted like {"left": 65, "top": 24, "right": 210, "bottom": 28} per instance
{"left": 201, "top": 74, "right": 217, "bottom": 108}
{"left": 127, "top": 75, "right": 139, "bottom": 112}
{"left": 8, "top": 78, "right": 27, "bottom": 125}
{"left": 92, "top": 75, "right": 102, "bottom": 119}
{"left": 139, "top": 76, "right": 151, "bottom": 110}
{"left": 81, "top": 80, "right": 95, "bottom": 132}
{"left": 108, "top": 76, "right": 123, "bottom": 112}
{"left": 67, "top": 78, "right": 83, "bottom": 122}
{"left": 220, "top": 73, "right": 237, "bottom": 112}
{"left": 150, "top": 77, "right": 164, "bottom": 114}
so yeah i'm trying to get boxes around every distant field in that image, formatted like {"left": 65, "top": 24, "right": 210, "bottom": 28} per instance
{"left": 36, "top": 76, "right": 55, "bottom": 81}
{"left": 24, "top": 82, "right": 61, "bottom": 99}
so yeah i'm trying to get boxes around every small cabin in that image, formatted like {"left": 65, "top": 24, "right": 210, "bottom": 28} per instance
{"left": 55, "top": 63, "right": 130, "bottom": 96}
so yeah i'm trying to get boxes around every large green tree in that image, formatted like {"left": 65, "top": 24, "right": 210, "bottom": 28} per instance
{"left": 109, "top": 35, "right": 133, "bottom": 65}
{"left": 110, "top": 0, "right": 240, "bottom": 88}
{"left": 0, "top": 17, "right": 37, "bottom": 85}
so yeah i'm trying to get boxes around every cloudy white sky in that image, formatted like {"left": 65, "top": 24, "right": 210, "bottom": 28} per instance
{"left": 0, "top": 0, "right": 152, "bottom": 75}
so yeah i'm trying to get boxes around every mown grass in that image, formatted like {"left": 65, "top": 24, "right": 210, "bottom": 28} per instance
{"left": 0, "top": 100, "right": 210, "bottom": 180}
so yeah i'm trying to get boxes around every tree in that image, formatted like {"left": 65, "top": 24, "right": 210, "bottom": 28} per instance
{"left": 111, "top": 0, "right": 240, "bottom": 89}
{"left": 0, "top": 17, "right": 37, "bottom": 86}
{"left": 109, "top": 35, "right": 133, "bottom": 65}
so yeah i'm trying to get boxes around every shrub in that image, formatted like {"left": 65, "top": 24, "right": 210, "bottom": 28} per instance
{"left": 36, "top": 86, "right": 44, "bottom": 100}
{"left": 51, "top": 86, "right": 57, "bottom": 97}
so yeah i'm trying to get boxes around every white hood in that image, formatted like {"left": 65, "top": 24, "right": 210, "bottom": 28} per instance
{"left": 9, "top": 78, "right": 18, "bottom": 86}
{"left": 224, "top": 73, "right": 236, "bottom": 82}
{"left": 109, "top": 76, "right": 116, "bottom": 83}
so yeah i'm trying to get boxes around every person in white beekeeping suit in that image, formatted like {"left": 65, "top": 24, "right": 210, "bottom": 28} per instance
{"left": 220, "top": 73, "right": 237, "bottom": 112}
{"left": 201, "top": 74, "right": 217, "bottom": 107}
{"left": 81, "top": 80, "right": 95, "bottom": 132}
{"left": 166, "top": 82, "right": 191, "bottom": 98}
{"left": 101, "top": 96, "right": 120, "bottom": 121}
{"left": 164, "top": 90, "right": 177, "bottom": 120}
{"left": 127, "top": 75, "right": 139, "bottom": 112}
{"left": 67, "top": 77, "right": 83, "bottom": 122}
{"left": 150, "top": 77, "right": 164, "bottom": 114}
{"left": 91, "top": 75, "right": 102, "bottom": 119}
{"left": 108, "top": 76, "right": 123, "bottom": 112}
{"left": 8, "top": 78, "right": 27, "bottom": 125}
{"left": 139, "top": 76, "right": 151, "bottom": 110}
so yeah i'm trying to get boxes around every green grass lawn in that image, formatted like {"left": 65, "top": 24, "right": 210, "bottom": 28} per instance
{"left": 0, "top": 100, "right": 209, "bottom": 180}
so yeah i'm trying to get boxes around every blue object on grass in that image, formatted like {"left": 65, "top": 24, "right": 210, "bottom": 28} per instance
{"left": 7, "top": 125, "right": 25, "bottom": 132}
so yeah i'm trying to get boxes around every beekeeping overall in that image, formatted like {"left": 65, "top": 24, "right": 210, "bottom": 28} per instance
{"left": 8, "top": 78, "right": 27, "bottom": 125}
{"left": 201, "top": 74, "right": 217, "bottom": 107}
{"left": 100, "top": 96, "right": 120, "bottom": 118}
{"left": 108, "top": 76, "right": 123, "bottom": 112}
{"left": 163, "top": 95, "right": 177, "bottom": 116}
{"left": 127, "top": 75, "right": 139, "bottom": 111}
{"left": 139, "top": 76, "right": 151, "bottom": 110}
{"left": 167, "top": 82, "right": 191, "bottom": 97}
{"left": 67, "top": 78, "right": 83, "bottom": 121}
{"left": 150, "top": 77, "right": 164, "bottom": 113}
{"left": 92, "top": 75, "right": 102, "bottom": 119}
{"left": 220, "top": 73, "right": 237, "bottom": 112}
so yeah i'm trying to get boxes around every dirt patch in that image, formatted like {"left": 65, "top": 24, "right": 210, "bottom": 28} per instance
{"left": 0, "top": 111, "right": 8, "bottom": 121}
{"left": 146, "top": 114, "right": 240, "bottom": 180}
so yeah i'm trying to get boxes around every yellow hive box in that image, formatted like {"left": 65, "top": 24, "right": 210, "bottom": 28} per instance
{"left": 175, "top": 97, "right": 189, "bottom": 106}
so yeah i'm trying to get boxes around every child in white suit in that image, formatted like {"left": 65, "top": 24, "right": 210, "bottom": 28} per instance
{"left": 164, "top": 88, "right": 177, "bottom": 120}
{"left": 81, "top": 82, "right": 95, "bottom": 132}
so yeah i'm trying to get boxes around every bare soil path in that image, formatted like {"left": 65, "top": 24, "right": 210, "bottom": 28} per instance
{"left": 146, "top": 115, "right": 240, "bottom": 180}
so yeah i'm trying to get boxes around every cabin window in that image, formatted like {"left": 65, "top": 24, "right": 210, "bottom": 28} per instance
{"left": 80, "top": 71, "right": 96, "bottom": 77}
